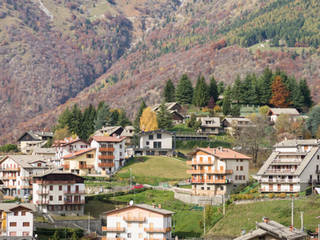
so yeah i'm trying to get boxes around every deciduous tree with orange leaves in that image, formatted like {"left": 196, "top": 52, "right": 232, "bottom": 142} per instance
{"left": 269, "top": 76, "right": 290, "bottom": 107}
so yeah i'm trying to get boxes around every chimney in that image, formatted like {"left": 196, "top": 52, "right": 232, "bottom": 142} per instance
{"left": 158, "top": 204, "right": 161, "bottom": 209}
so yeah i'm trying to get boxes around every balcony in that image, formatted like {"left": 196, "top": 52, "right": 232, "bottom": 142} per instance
{"left": 79, "top": 164, "right": 94, "bottom": 169}
{"left": 123, "top": 215, "right": 146, "bottom": 222}
{"left": 64, "top": 200, "right": 85, "bottom": 204}
{"left": 64, "top": 190, "right": 86, "bottom": 195}
{"left": 36, "top": 200, "right": 49, "bottom": 205}
{"left": 3, "top": 185, "right": 16, "bottom": 189}
{"left": 260, "top": 178, "right": 300, "bottom": 183}
{"left": 20, "top": 176, "right": 32, "bottom": 180}
{"left": 206, "top": 179, "right": 230, "bottom": 184}
{"left": 144, "top": 227, "right": 171, "bottom": 233}
{"left": 37, "top": 190, "right": 49, "bottom": 195}
{"left": 0, "top": 167, "right": 20, "bottom": 171}
{"left": 192, "top": 179, "right": 205, "bottom": 184}
{"left": 259, "top": 188, "right": 298, "bottom": 193}
{"left": 98, "top": 162, "right": 114, "bottom": 168}
{"left": 187, "top": 169, "right": 205, "bottom": 174}
{"left": 99, "top": 155, "right": 115, "bottom": 160}
{"left": 21, "top": 185, "right": 32, "bottom": 189}
{"left": 264, "top": 169, "right": 297, "bottom": 174}
{"left": 5, "top": 176, "right": 17, "bottom": 180}
{"left": 144, "top": 238, "right": 166, "bottom": 240}
{"left": 206, "top": 169, "right": 233, "bottom": 175}
{"left": 99, "top": 147, "right": 115, "bottom": 152}
{"left": 102, "top": 226, "right": 125, "bottom": 232}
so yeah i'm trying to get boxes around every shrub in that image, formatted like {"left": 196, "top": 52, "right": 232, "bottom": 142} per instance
{"left": 279, "top": 193, "right": 286, "bottom": 198}
{"left": 268, "top": 193, "right": 274, "bottom": 199}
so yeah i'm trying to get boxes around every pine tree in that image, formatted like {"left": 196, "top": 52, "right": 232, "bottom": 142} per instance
{"left": 163, "top": 79, "right": 175, "bottom": 102}
{"left": 207, "top": 96, "right": 216, "bottom": 109}
{"left": 258, "top": 67, "right": 273, "bottom": 105}
{"left": 175, "top": 74, "right": 193, "bottom": 104}
{"left": 217, "top": 82, "right": 225, "bottom": 96}
{"left": 134, "top": 99, "right": 147, "bottom": 131}
{"left": 299, "top": 79, "right": 313, "bottom": 109}
{"left": 222, "top": 87, "right": 232, "bottom": 116}
{"left": 209, "top": 76, "right": 219, "bottom": 102}
{"left": 71, "top": 231, "right": 78, "bottom": 240}
{"left": 140, "top": 107, "right": 158, "bottom": 131}
{"left": 69, "top": 104, "right": 82, "bottom": 137}
{"left": 108, "top": 109, "right": 120, "bottom": 126}
{"left": 306, "top": 106, "right": 320, "bottom": 136}
{"left": 118, "top": 110, "right": 131, "bottom": 127}
{"left": 156, "top": 103, "right": 173, "bottom": 130}
{"left": 56, "top": 107, "right": 72, "bottom": 130}
{"left": 270, "top": 76, "right": 290, "bottom": 107}
{"left": 94, "top": 103, "right": 110, "bottom": 130}
{"left": 81, "top": 104, "right": 96, "bottom": 140}
{"left": 193, "top": 75, "right": 209, "bottom": 107}
{"left": 232, "top": 75, "right": 242, "bottom": 104}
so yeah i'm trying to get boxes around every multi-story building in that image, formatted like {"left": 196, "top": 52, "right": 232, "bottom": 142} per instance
{"left": 102, "top": 203, "right": 174, "bottom": 240}
{"left": 33, "top": 170, "right": 85, "bottom": 215}
{"left": 136, "top": 130, "right": 175, "bottom": 156}
{"left": 267, "top": 108, "right": 300, "bottom": 123}
{"left": 0, "top": 203, "right": 35, "bottom": 238}
{"left": 90, "top": 136, "right": 126, "bottom": 175}
{"left": 187, "top": 147, "right": 250, "bottom": 196}
{"left": 53, "top": 137, "right": 89, "bottom": 164}
{"left": 197, "top": 117, "right": 221, "bottom": 135}
{"left": 62, "top": 148, "right": 96, "bottom": 176}
{"left": 17, "top": 131, "right": 53, "bottom": 154}
{"left": 0, "top": 155, "right": 52, "bottom": 199}
{"left": 257, "top": 139, "right": 320, "bottom": 193}
{"left": 222, "top": 117, "right": 253, "bottom": 136}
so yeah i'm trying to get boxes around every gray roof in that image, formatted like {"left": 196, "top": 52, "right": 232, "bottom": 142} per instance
{"left": 274, "top": 139, "right": 319, "bottom": 148}
{"left": 269, "top": 108, "right": 300, "bottom": 115}
{"left": 121, "top": 126, "right": 135, "bottom": 137}
{"left": 32, "top": 147, "right": 56, "bottom": 155}
{"left": 257, "top": 151, "right": 279, "bottom": 176}
{"left": 0, "top": 203, "right": 36, "bottom": 212}
{"left": 33, "top": 169, "right": 80, "bottom": 178}
{"left": 1, "top": 155, "right": 52, "bottom": 169}
{"left": 235, "top": 220, "right": 307, "bottom": 240}
{"left": 94, "top": 126, "right": 123, "bottom": 136}
{"left": 104, "top": 203, "right": 174, "bottom": 216}
{"left": 152, "top": 102, "right": 180, "bottom": 112}
{"left": 223, "top": 117, "right": 252, "bottom": 124}
{"left": 18, "top": 131, "right": 53, "bottom": 141}
{"left": 197, "top": 117, "right": 221, "bottom": 128}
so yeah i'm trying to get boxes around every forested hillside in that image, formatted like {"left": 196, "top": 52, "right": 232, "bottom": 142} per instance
{"left": 1, "top": 0, "right": 320, "bottom": 144}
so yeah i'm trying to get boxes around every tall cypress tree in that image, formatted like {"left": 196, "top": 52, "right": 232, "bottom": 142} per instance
{"left": 156, "top": 102, "right": 173, "bottom": 130}
{"left": 163, "top": 79, "right": 175, "bottom": 102}
{"left": 118, "top": 110, "right": 131, "bottom": 127}
{"left": 209, "top": 76, "right": 219, "bottom": 102}
{"left": 175, "top": 74, "right": 193, "bottom": 104}
{"left": 222, "top": 86, "right": 232, "bottom": 116}
{"left": 193, "top": 75, "right": 209, "bottom": 107}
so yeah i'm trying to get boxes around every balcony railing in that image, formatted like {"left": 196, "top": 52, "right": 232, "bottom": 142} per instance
{"left": 64, "top": 200, "right": 85, "bottom": 204}
{"left": 191, "top": 179, "right": 231, "bottom": 184}
{"left": 207, "top": 169, "right": 233, "bottom": 175}
{"left": 20, "top": 176, "right": 32, "bottom": 180}
{"left": 264, "top": 169, "right": 297, "bottom": 174}
{"left": 79, "top": 164, "right": 94, "bottom": 169}
{"left": 37, "top": 190, "right": 49, "bottom": 195}
{"left": 98, "top": 155, "right": 115, "bottom": 160}
{"left": 99, "top": 147, "right": 115, "bottom": 152}
{"left": 0, "top": 167, "right": 20, "bottom": 171}
{"left": 144, "top": 227, "right": 171, "bottom": 233}
{"left": 98, "top": 162, "right": 114, "bottom": 168}
{"left": 6, "top": 176, "right": 17, "bottom": 180}
{"left": 21, "top": 185, "right": 32, "bottom": 189}
{"left": 144, "top": 238, "right": 166, "bottom": 240}
{"left": 259, "top": 188, "right": 298, "bottom": 193}
{"left": 187, "top": 169, "right": 205, "bottom": 174}
{"left": 123, "top": 216, "right": 146, "bottom": 222}
{"left": 260, "top": 178, "right": 300, "bottom": 183}
{"left": 102, "top": 226, "right": 125, "bottom": 232}
{"left": 36, "top": 200, "right": 49, "bottom": 204}
{"left": 64, "top": 190, "right": 86, "bottom": 195}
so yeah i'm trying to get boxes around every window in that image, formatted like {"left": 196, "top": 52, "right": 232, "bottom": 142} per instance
{"left": 148, "top": 135, "right": 153, "bottom": 140}
{"left": 146, "top": 141, "right": 149, "bottom": 146}
{"left": 243, "top": 176, "right": 246, "bottom": 180}
{"left": 240, "top": 166, "right": 243, "bottom": 171}
{"left": 49, "top": 196, "right": 53, "bottom": 201}
{"left": 127, "top": 233, "right": 132, "bottom": 238}
{"left": 14, "top": 211, "right": 18, "bottom": 216}
{"left": 235, "top": 175, "right": 238, "bottom": 180}
{"left": 23, "top": 222, "right": 30, "bottom": 227}
{"left": 120, "top": 144, "right": 122, "bottom": 149}
{"left": 21, "top": 211, "right": 26, "bottom": 216}
{"left": 10, "top": 222, "right": 17, "bottom": 227}
{"left": 59, "top": 185, "right": 62, "bottom": 191}
{"left": 50, "top": 185, "right": 53, "bottom": 191}
{"left": 201, "top": 187, "right": 204, "bottom": 190}
{"left": 86, "top": 154, "right": 93, "bottom": 158}
{"left": 157, "top": 133, "right": 162, "bottom": 139}
{"left": 59, "top": 196, "right": 62, "bottom": 201}
{"left": 153, "top": 142, "right": 162, "bottom": 149}
{"left": 207, "top": 187, "right": 210, "bottom": 190}
{"left": 23, "top": 232, "right": 30, "bottom": 236}
{"left": 9, "top": 232, "right": 16, "bottom": 236}
{"left": 220, "top": 186, "right": 224, "bottom": 190}
{"left": 236, "top": 166, "right": 239, "bottom": 171}
{"left": 37, "top": 163, "right": 41, "bottom": 167}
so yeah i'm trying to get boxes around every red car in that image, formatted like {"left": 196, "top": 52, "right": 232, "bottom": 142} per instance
{"left": 131, "top": 184, "right": 144, "bottom": 190}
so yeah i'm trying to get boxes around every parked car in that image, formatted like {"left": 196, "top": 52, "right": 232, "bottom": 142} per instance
{"left": 131, "top": 184, "right": 144, "bottom": 190}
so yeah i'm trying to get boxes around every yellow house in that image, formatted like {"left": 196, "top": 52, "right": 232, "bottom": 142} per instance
{"left": 62, "top": 148, "right": 96, "bottom": 176}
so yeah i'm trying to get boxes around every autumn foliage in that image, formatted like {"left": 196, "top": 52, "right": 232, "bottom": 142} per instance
{"left": 140, "top": 107, "right": 158, "bottom": 132}
{"left": 269, "top": 76, "right": 290, "bottom": 107}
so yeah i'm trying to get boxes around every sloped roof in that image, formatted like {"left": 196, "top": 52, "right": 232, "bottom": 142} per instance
{"left": 139, "top": 129, "right": 174, "bottom": 136}
{"left": 121, "top": 126, "right": 135, "bottom": 137}
{"left": 274, "top": 139, "right": 319, "bottom": 148}
{"left": 104, "top": 204, "right": 174, "bottom": 216}
{"left": 0, "top": 203, "right": 36, "bottom": 212}
{"left": 269, "top": 108, "right": 300, "bottom": 116}
{"left": 197, "top": 117, "right": 221, "bottom": 127}
{"left": 0, "top": 155, "right": 51, "bottom": 169}
{"left": 17, "top": 131, "right": 53, "bottom": 142}
{"left": 33, "top": 169, "right": 83, "bottom": 179}
{"left": 63, "top": 148, "right": 96, "bottom": 159}
{"left": 33, "top": 147, "right": 55, "bottom": 155}
{"left": 257, "top": 151, "right": 279, "bottom": 176}
{"left": 53, "top": 137, "right": 87, "bottom": 147}
{"left": 94, "top": 126, "right": 124, "bottom": 137}
{"left": 192, "top": 147, "right": 251, "bottom": 160}
{"left": 91, "top": 136, "right": 126, "bottom": 143}
{"left": 223, "top": 117, "right": 252, "bottom": 123}
{"left": 152, "top": 102, "right": 181, "bottom": 112}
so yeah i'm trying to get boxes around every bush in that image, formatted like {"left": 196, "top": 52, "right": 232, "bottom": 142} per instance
{"left": 268, "top": 193, "right": 274, "bottom": 199}
{"left": 279, "top": 193, "right": 286, "bottom": 198}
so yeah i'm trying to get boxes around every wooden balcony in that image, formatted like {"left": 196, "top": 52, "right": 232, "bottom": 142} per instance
{"left": 144, "top": 238, "right": 166, "bottom": 240}
{"left": 99, "top": 155, "right": 115, "bottom": 160}
{"left": 99, "top": 147, "right": 115, "bottom": 152}
{"left": 206, "top": 169, "right": 233, "bottom": 175}
{"left": 6, "top": 176, "right": 17, "bottom": 180}
{"left": 123, "top": 215, "right": 146, "bottom": 222}
{"left": 144, "top": 227, "right": 171, "bottom": 233}
{"left": 0, "top": 167, "right": 20, "bottom": 171}
{"left": 192, "top": 179, "right": 230, "bottom": 184}
{"left": 186, "top": 161, "right": 213, "bottom": 165}
{"left": 102, "top": 226, "right": 125, "bottom": 232}
{"left": 192, "top": 179, "right": 205, "bottom": 183}
{"left": 21, "top": 185, "right": 32, "bottom": 189}
{"left": 79, "top": 164, "right": 94, "bottom": 169}
{"left": 187, "top": 169, "right": 205, "bottom": 174}
{"left": 98, "top": 162, "right": 114, "bottom": 168}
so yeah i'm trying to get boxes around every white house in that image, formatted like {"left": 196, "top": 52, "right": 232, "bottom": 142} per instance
{"left": 136, "top": 130, "right": 175, "bottom": 156}
{"left": 196, "top": 117, "right": 221, "bottom": 135}
{"left": 257, "top": 139, "right": 320, "bottom": 193}
{"left": 17, "top": 131, "right": 53, "bottom": 154}
{"left": 90, "top": 136, "right": 126, "bottom": 176}
{"left": 267, "top": 108, "right": 300, "bottom": 123}
{"left": 102, "top": 203, "right": 174, "bottom": 240}
{"left": 0, "top": 155, "right": 52, "bottom": 199}
{"left": 0, "top": 203, "right": 35, "bottom": 237}
{"left": 33, "top": 170, "right": 85, "bottom": 215}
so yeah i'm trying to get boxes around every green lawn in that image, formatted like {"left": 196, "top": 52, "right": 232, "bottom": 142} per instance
{"left": 116, "top": 156, "right": 190, "bottom": 185}
{"left": 209, "top": 197, "right": 320, "bottom": 237}
{"left": 110, "top": 189, "right": 203, "bottom": 238}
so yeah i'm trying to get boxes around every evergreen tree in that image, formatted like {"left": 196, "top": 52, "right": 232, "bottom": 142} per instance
{"left": 71, "top": 231, "right": 78, "bottom": 240}
{"left": 156, "top": 103, "right": 173, "bottom": 130}
{"left": 217, "top": 82, "right": 225, "bottom": 96}
{"left": 306, "top": 106, "right": 320, "bottom": 136}
{"left": 248, "top": 74, "right": 259, "bottom": 105}
{"left": 299, "top": 79, "right": 313, "bottom": 109}
{"left": 108, "top": 110, "right": 120, "bottom": 126}
{"left": 69, "top": 104, "right": 82, "bottom": 137}
{"left": 186, "top": 113, "right": 201, "bottom": 131}
{"left": 258, "top": 68, "right": 273, "bottom": 105}
{"left": 56, "top": 107, "right": 72, "bottom": 130}
{"left": 232, "top": 75, "right": 242, "bottom": 104}
{"left": 193, "top": 75, "right": 209, "bottom": 107}
{"left": 134, "top": 99, "right": 147, "bottom": 131}
{"left": 81, "top": 104, "right": 96, "bottom": 140}
{"left": 207, "top": 96, "right": 216, "bottom": 109}
{"left": 163, "top": 79, "right": 175, "bottom": 102}
{"left": 209, "top": 76, "right": 219, "bottom": 102}
{"left": 51, "top": 230, "right": 60, "bottom": 240}
{"left": 175, "top": 74, "right": 193, "bottom": 104}
{"left": 222, "top": 86, "right": 232, "bottom": 116}
{"left": 291, "top": 83, "right": 304, "bottom": 111}
{"left": 231, "top": 105, "right": 241, "bottom": 117}
{"left": 94, "top": 103, "right": 110, "bottom": 130}
{"left": 118, "top": 110, "right": 131, "bottom": 127}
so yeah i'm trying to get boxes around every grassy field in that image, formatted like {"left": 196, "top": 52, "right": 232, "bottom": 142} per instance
{"left": 116, "top": 156, "right": 190, "bottom": 185}
{"left": 110, "top": 189, "right": 203, "bottom": 238}
{"left": 209, "top": 197, "right": 320, "bottom": 237}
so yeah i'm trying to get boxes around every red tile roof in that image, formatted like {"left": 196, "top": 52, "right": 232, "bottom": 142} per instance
{"left": 63, "top": 148, "right": 96, "bottom": 159}
{"left": 91, "top": 136, "right": 126, "bottom": 143}
{"left": 196, "top": 147, "right": 251, "bottom": 160}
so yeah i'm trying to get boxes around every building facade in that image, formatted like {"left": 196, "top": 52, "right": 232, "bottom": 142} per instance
{"left": 197, "top": 117, "right": 221, "bottom": 135}
{"left": 257, "top": 139, "right": 320, "bottom": 193}
{"left": 33, "top": 170, "right": 85, "bottom": 215}
{"left": 17, "top": 131, "right": 53, "bottom": 154}
{"left": 0, "top": 155, "right": 51, "bottom": 199}
{"left": 102, "top": 204, "right": 174, "bottom": 240}
{"left": 188, "top": 147, "right": 250, "bottom": 196}
{"left": 0, "top": 203, "right": 35, "bottom": 237}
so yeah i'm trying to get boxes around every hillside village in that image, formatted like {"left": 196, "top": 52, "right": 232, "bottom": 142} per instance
{"left": 0, "top": 70, "right": 320, "bottom": 240}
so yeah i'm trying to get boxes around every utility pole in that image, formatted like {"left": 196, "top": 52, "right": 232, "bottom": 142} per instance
{"left": 291, "top": 198, "right": 294, "bottom": 227}
{"left": 300, "top": 212, "right": 304, "bottom": 231}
